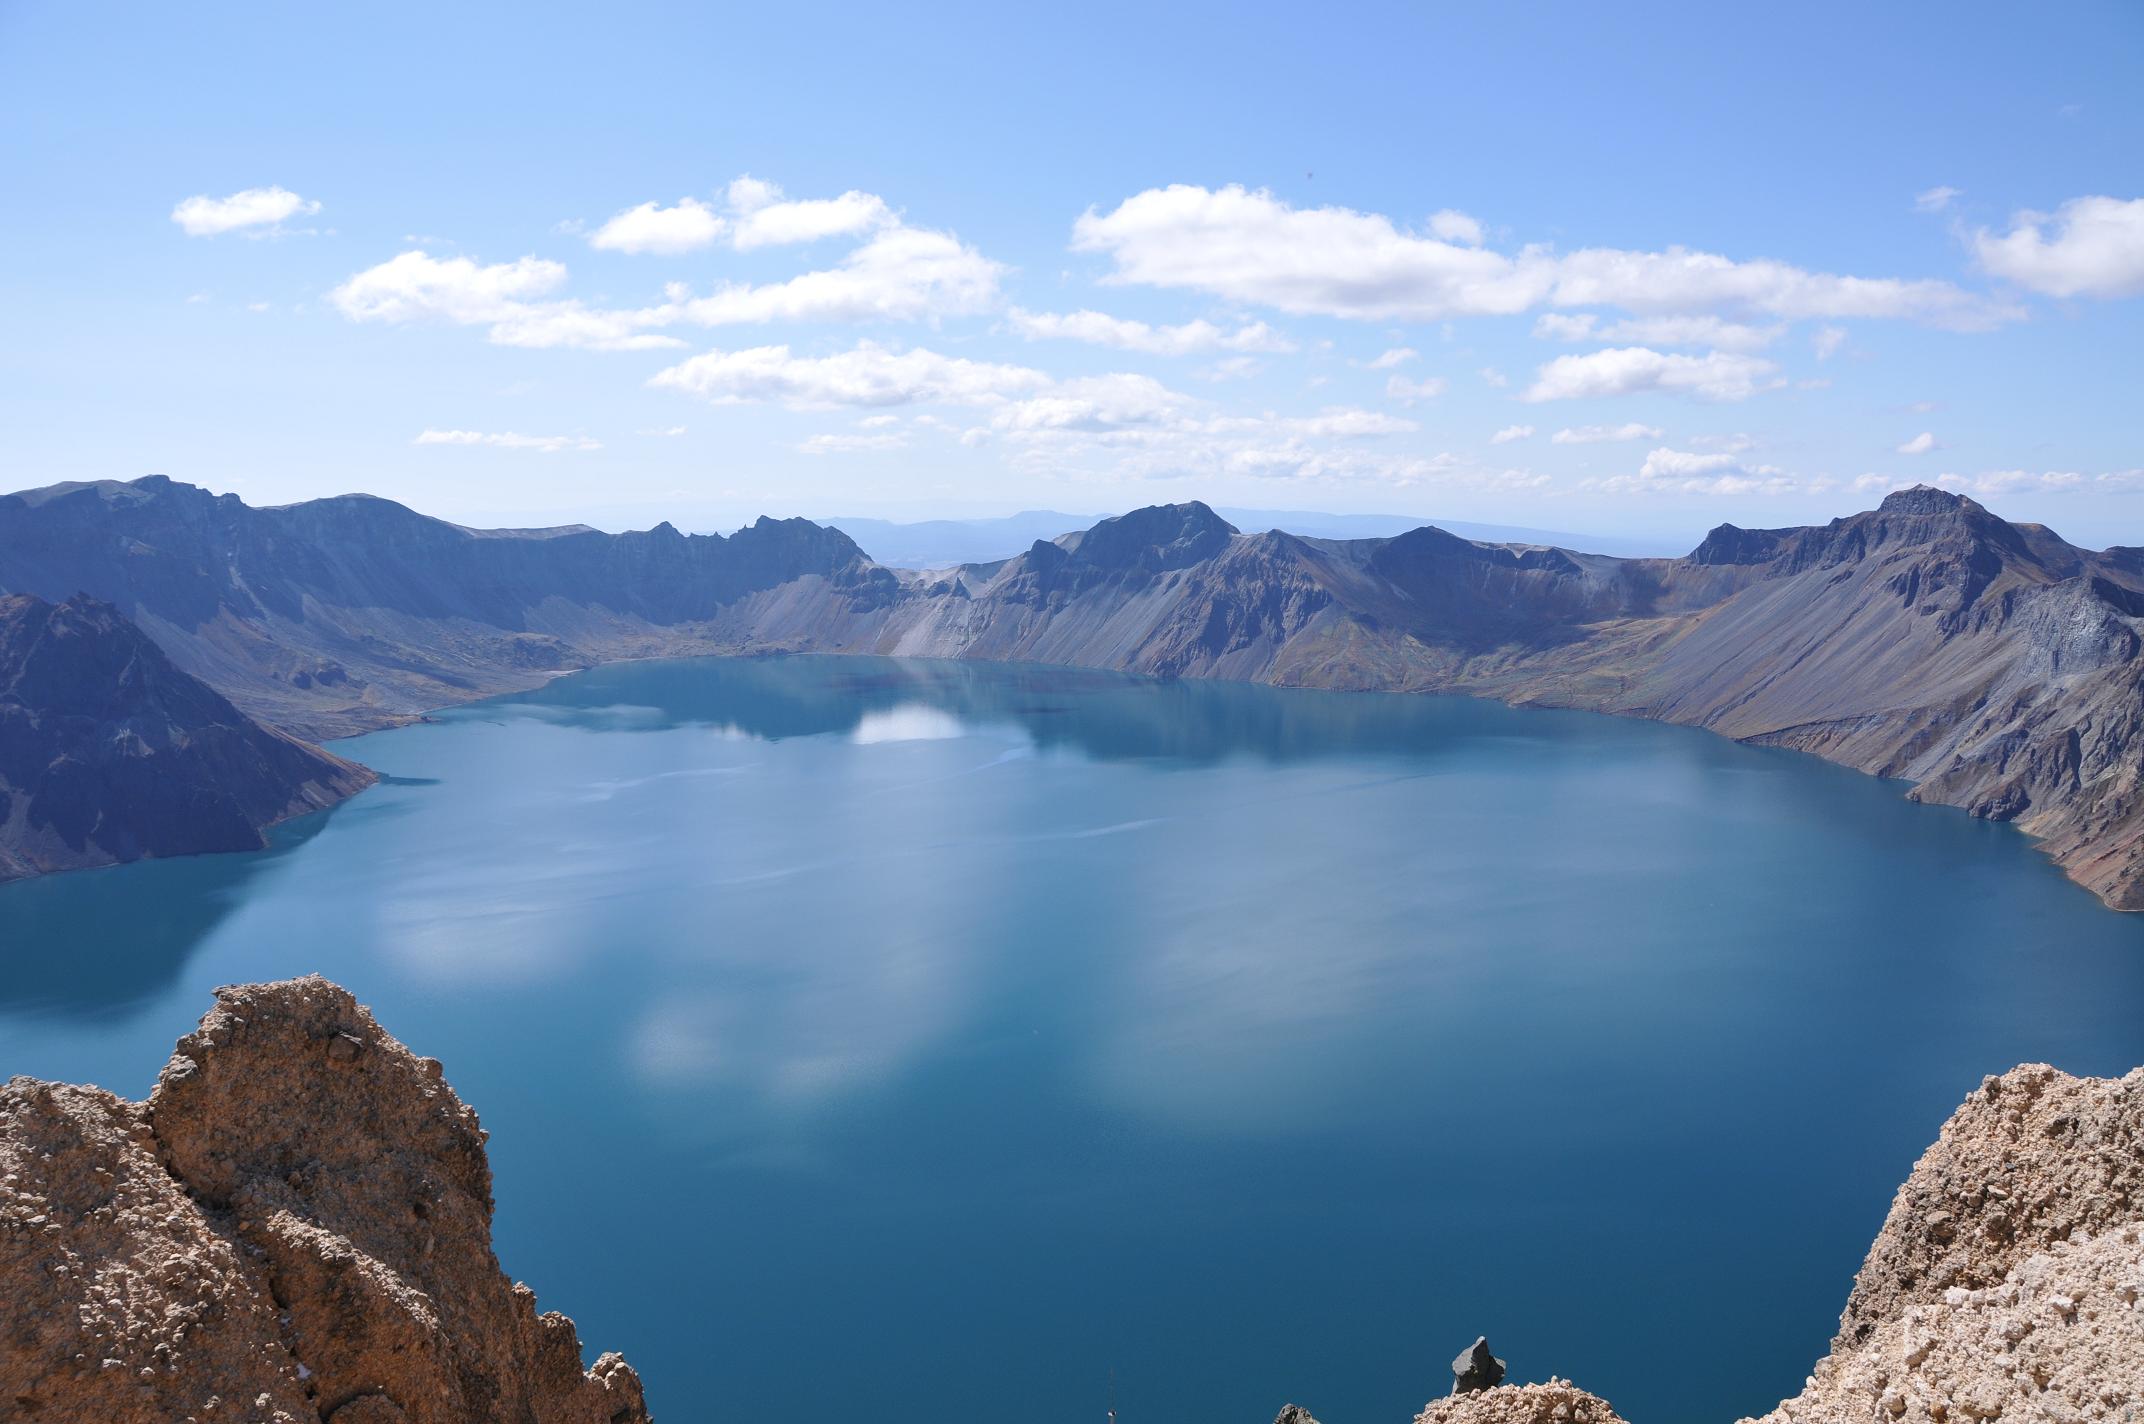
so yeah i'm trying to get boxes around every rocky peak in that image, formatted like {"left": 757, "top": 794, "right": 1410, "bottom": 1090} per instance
{"left": 1687, "top": 522, "right": 1785, "bottom": 566}
{"left": 1879, "top": 485, "right": 1976, "bottom": 517}
{"left": 1, "top": 976, "right": 652, "bottom": 1424}
{"left": 1059, "top": 501, "right": 1238, "bottom": 573}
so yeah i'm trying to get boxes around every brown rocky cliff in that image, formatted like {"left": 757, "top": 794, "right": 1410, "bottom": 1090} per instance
{"left": 0, "top": 976, "right": 650, "bottom": 1424}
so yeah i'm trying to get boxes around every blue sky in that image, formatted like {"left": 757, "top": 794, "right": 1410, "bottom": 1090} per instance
{"left": 2, "top": 0, "right": 2139, "bottom": 546}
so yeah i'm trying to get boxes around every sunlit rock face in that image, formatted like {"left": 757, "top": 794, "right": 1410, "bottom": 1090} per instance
{"left": 0, "top": 592, "right": 373, "bottom": 883}
{"left": 0, "top": 976, "right": 651, "bottom": 1424}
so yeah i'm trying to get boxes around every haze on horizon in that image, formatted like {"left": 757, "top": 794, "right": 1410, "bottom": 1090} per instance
{"left": 2, "top": 1, "right": 2140, "bottom": 548}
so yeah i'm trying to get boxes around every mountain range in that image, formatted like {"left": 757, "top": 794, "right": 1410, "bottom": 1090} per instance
{"left": 821, "top": 507, "right": 1677, "bottom": 568}
{"left": 2, "top": 474, "right": 2138, "bottom": 908}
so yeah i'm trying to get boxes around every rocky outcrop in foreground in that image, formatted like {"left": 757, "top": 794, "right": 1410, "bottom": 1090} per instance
{"left": 1741, "top": 1064, "right": 2144, "bottom": 1423}
{"left": 0, "top": 594, "right": 374, "bottom": 884}
{"left": 1291, "top": 1065, "right": 2143, "bottom": 1424}
{"left": 0, "top": 977, "right": 649, "bottom": 1423}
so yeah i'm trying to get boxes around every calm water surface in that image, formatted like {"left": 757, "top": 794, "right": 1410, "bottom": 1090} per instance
{"left": 4, "top": 656, "right": 2143, "bottom": 1424}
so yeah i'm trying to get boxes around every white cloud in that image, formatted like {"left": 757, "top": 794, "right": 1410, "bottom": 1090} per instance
{"left": 1550, "top": 422, "right": 1664, "bottom": 444}
{"left": 1533, "top": 313, "right": 1597, "bottom": 341}
{"left": 1005, "top": 307, "right": 1293, "bottom": 355}
{"left": 1973, "top": 195, "right": 2144, "bottom": 299}
{"left": 1915, "top": 186, "right": 1963, "bottom": 214}
{"left": 1364, "top": 346, "right": 1417, "bottom": 368}
{"left": 1813, "top": 325, "right": 1847, "bottom": 360}
{"left": 1523, "top": 347, "right": 1781, "bottom": 403}
{"left": 798, "top": 431, "right": 908, "bottom": 455}
{"left": 1384, "top": 374, "right": 1447, "bottom": 404}
{"left": 330, "top": 250, "right": 684, "bottom": 351}
{"left": 1073, "top": 184, "right": 2013, "bottom": 329}
{"left": 726, "top": 177, "right": 894, "bottom": 250}
{"left": 589, "top": 198, "right": 727, "bottom": 255}
{"left": 1490, "top": 424, "right": 1534, "bottom": 444}
{"left": 332, "top": 251, "right": 567, "bottom": 323}
{"left": 414, "top": 429, "right": 601, "bottom": 453}
{"left": 1286, "top": 407, "right": 1418, "bottom": 438}
{"left": 648, "top": 341, "right": 1047, "bottom": 408}
{"left": 1896, "top": 431, "right": 1940, "bottom": 455}
{"left": 674, "top": 226, "right": 1002, "bottom": 325}
{"left": 588, "top": 178, "right": 896, "bottom": 256}
{"left": 1428, "top": 209, "right": 1484, "bottom": 245}
{"left": 171, "top": 186, "right": 320, "bottom": 237}
{"left": 1598, "top": 315, "right": 1782, "bottom": 351}
{"left": 1535, "top": 310, "right": 1777, "bottom": 350}
{"left": 1948, "top": 468, "right": 2144, "bottom": 495}
{"left": 1591, "top": 446, "right": 1796, "bottom": 496}
{"left": 990, "top": 373, "right": 1190, "bottom": 434}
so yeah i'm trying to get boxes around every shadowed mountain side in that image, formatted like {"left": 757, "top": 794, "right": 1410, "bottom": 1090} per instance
{"left": 0, "top": 593, "right": 373, "bottom": 883}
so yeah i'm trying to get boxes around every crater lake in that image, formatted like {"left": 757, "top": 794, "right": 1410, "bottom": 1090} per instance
{"left": 4, "top": 655, "right": 2142, "bottom": 1423}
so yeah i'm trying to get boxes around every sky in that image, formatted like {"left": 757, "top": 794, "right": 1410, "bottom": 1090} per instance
{"left": 2, "top": 1, "right": 2140, "bottom": 548}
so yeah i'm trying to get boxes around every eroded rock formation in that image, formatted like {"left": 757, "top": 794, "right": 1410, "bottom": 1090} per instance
{"left": 0, "top": 976, "right": 649, "bottom": 1423}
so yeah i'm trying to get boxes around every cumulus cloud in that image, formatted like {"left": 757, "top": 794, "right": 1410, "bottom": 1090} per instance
{"left": 1896, "top": 431, "right": 1940, "bottom": 455}
{"left": 648, "top": 341, "right": 1047, "bottom": 408}
{"left": 336, "top": 218, "right": 999, "bottom": 349}
{"left": 1428, "top": 209, "right": 1484, "bottom": 245}
{"left": 1550, "top": 423, "right": 1665, "bottom": 445}
{"left": 413, "top": 429, "right": 601, "bottom": 453}
{"left": 588, "top": 177, "right": 895, "bottom": 255}
{"left": 1005, "top": 307, "right": 1293, "bottom": 355}
{"left": 674, "top": 226, "right": 1002, "bottom": 324}
{"left": 1591, "top": 446, "right": 1796, "bottom": 496}
{"left": 330, "top": 251, "right": 684, "bottom": 351}
{"left": 1915, "top": 186, "right": 1963, "bottom": 214}
{"left": 589, "top": 198, "right": 727, "bottom": 255}
{"left": 1072, "top": 184, "right": 2013, "bottom": 329}
{"left": 1973, "top": 195, "right": 2144, "bottom": 299}
{"left": 1490, "top": 424, "right": 1534, "bottom": 444}
{"left": 171, "top": 186, "right": 320, "bottom": 237}
{"left": 1523, "top": 347, "right": 1781, "bottom": 403}
{"left": 1813, "top": 325, "right": 1848, "bottom": 360}
{"left": 725, "top": 176, "right": 894, "bottom": 250}
{"left": 1364, "top": 346, "right": 1417, "bottom": 368}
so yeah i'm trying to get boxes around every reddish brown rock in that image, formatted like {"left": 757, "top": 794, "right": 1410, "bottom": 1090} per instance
{"left": 0, "top": 976, "right": 650, "bottom": 1424}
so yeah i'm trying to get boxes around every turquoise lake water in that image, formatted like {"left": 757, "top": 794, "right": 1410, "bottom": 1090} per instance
{"left": 4, "top": 655, "right": 2143, "bottom": 1423}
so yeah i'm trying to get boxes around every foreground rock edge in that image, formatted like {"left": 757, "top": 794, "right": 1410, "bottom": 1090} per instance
{"left": 0, "top": 974, "right": 649, "bottom": 1424}
{"left": 1378, "top": 1064, "right": 2144, "bottom": 1424}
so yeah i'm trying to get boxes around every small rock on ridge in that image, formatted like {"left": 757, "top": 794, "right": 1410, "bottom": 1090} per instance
{"left": 1452, "top": 1336, "right": 1507, "bottom": 1394}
